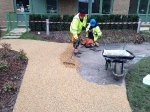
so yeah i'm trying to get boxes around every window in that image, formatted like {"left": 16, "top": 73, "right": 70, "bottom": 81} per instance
{"left": 46, "top": 0, "right": 57, "bottom": 13}
{"left": 78, "top": 0, "right": 89, "bottom": 14}
{"left": 78, "top": 0, "right": 113, "bottom": 15}
{"left": 92, "top": 0, "right": 100, "bottom": 13}
{"left": 139, "top": 0, "right": 148, "bottom": 14}
{"left": 102, "top": 0, "right": 111, "bottom": 14}
{"left": 16, "top": 0, "right": 30, "bottom": 13}
{"left": 128, "top": 0, "right": 138, "bottom": 14}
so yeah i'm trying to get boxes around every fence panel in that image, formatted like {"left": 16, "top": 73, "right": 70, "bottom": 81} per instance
{"left": 5, "top": 12, "right": 17, "bottom": 32}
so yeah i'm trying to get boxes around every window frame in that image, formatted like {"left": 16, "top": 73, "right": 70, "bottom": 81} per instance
{"left": 78, "top": 0, "right": 114, "bottom": 16}
{"left": 14, "top": 0, "right": 32, "bottom": 14}
{"left": 129, "top": 0, "right": 150, "bottom": 15}
{"left": 13, "top": 0, "right": 59, "bottom": 15}
{"left": 46, "top": 0, "right": 58, "bottom": 14}
{"left": 129, "top": 0, "right": 150, "bottom": 22}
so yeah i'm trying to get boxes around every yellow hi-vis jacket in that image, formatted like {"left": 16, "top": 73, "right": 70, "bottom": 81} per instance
{"left": 70, "top": 13, "right": 87, "bottom": 39}
{"left": 86, "top": 23, "right": 102, "bottom": 42}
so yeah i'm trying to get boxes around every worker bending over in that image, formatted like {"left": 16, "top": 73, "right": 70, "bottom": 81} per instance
{"left": 70, "top": 10, "right": 87, "bottom": 55}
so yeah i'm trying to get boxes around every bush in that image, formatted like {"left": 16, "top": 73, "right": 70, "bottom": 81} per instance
{"left": 16, "top": 49, "right": 27, "bottom": 60}
{"left": 2, "top": 82, "right": 17, "bottom": 92}
{"left": 41, "top": 15, "right": 48, "bottom": 31}
{"left": 0, "top": 42, "right": 11, "bottom": 58}
{"left": 35, "top": 14, "right": 42, "bottom": 31}
{"left": 62, "top": 15, "right": 74, "bottom": 31}
{"left": 29, "top": 14, "right": 36, "bottom": 31}
{"left": 49, "top": 15, "right": 62, "bottom": 31}
{"left": 0, "top": 61, "right": 8, "bottom": 71}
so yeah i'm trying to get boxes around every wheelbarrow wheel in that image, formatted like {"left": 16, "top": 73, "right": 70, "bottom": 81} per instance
{"left": 114, "top": 75, "right": 120, "bottom": 80}
{"left": 114, "top": 63, "right": 122, "bottom": 80}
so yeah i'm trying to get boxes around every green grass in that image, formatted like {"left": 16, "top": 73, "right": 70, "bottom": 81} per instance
{"left": 126, "top": 57, "right": 150, "bottom": 112}
{"left": 0, "top": 30, "right": 8, "bottom": 37}
{"left": 19, "top": 32, "right": 47, "bottom": 41}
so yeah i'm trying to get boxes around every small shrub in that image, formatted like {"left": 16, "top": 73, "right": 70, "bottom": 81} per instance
{"left": 129, "top": 36, "right": 134, "bottom": 41}
{"left": 0, "top": 61, "right": 8, "bottom": 71}
{"left": 124, "top": 30, "right": 128, "bottom": 35}
{"left": 66, "top": 36, "right": 71, "bottom": 43}
{"left": 2, "top": 50, "right": 9, "bottom": 58}
{"left": 0, "top": 42, "right": 11, "bottom": 50}
{"left": 2, "top": 82, "right": 17, "bottom": 92}
{"left": 11, "top": 76, "right": 19, "bottom": 81}
{"left": 0, "top": 42, "right": 11, "bottom": 58}
{"left": 16, "top": 49, "right": 27, "bottom": 60}
{"left": 118, "top": 30, "right": 121, "bottom": 32}
{"left": 104, "top": 39, "right": 110, "bottom": 44}
{"left": 120, "top": 37, "right": 126, "bottom": 43}
{"left": 107, "top": 37, "right": 112, "bottom": 41}
{"left": 114, "top": 35, "right": 118, "bottom": 39}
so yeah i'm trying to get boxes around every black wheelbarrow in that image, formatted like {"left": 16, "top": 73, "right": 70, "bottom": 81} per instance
{"left": 102, "top": 49, "right": 135, "bottom": 80}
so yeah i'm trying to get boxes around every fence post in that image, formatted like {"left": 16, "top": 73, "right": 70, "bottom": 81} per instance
{"left": 137, "top": 19, "right": 141, "bottom": 33}
{"left": 46, "top": 19, "right": 49, "bottom": 35}
{"left": 5, "top": 12, "right": 10, "bottom": 32}
{"left": 24, "top": 13, "right": 28, "bottom": 32}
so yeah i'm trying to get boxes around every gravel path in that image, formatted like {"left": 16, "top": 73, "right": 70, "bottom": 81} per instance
{"left": 1, "top": 39, "right": 131, "bottom": 112}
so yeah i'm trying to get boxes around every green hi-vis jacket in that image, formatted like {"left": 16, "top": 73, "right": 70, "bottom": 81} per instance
{"left": 86, "top": 23, "right": 102, "bottom": 42}
{"left": 70, "top": 13, "right": 87, "bottom": 39}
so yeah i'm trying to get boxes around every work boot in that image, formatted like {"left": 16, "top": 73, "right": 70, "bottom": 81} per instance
{"left": 74, "top": 52, "right": 81, "bottom": 58}
{"left": 78, "top": 51, "right": 82, "bottom": 54}
{"left": 74, "top": 52, "right": 78, "bottom": 55}
{"left": 74, "top": 51, "right": 81, "bottom": 55}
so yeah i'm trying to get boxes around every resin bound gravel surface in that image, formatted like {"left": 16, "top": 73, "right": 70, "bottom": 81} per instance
{"left": 0, "top": 39, "right": 132, "bottom": 112}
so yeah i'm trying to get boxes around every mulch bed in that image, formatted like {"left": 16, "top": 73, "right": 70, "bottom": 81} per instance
{"left": 0, "top": 49, "right": 28, "bottom": 112}
{"left": 31, "top": 29, "right": 141, "bottom": 44}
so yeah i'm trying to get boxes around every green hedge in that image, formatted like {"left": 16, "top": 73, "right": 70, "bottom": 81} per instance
{"left": 29, "top": 14, "right": 139, "bottom": 31}
{"left": 62, "top": 15, "right": 74, "bottom": 30}
{"left": 29, "top": 14, "right": 48, "bottom": 31}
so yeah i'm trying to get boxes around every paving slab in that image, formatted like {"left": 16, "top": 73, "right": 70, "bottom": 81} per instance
{"left": 2, "top": 36, "right": 20, "bottom": 39}
{"left": 1, "top": 28, "right": 28, "bottom": 39}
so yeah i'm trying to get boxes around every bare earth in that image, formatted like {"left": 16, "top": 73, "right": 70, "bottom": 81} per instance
{"left": 1, "top": 39, "right": 131, "bottom": 112}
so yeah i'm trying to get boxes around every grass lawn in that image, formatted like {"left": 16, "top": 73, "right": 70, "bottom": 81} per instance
{"left": 19, "top": 32, "right": 47, "bottom": 41}
{"left": 126, "top": 57, "right": 150, "bottom": 112}
{"left": 0, "top": 30, "right": 8, "bottom": 37}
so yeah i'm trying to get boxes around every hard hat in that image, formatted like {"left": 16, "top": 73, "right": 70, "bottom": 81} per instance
{"left": 90, "top": 19, "right": 96, "bottom": 26}
{"left": 79, "top": 9, "right": 86, "bottom": 17}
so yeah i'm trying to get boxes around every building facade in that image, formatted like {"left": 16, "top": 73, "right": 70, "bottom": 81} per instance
{"left": 0, "top": 0, "right": 150, "bottom": 27}
{"left": 0, "top": 0, "right": 14, "bottom": 26}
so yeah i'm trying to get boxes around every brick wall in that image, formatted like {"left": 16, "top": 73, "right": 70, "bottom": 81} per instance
{"left": 59, "top": 0, "right": 76, "bottom": 17}
{"left": 113, "top": 0, "right": 130, "bottom": 14}
{"left": 0, "top": 0, "right": 14, "bottom": 26}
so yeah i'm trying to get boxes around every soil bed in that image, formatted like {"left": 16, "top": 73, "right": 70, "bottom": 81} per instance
{"left": 0, "top": 49, "right": 28, "bottom": 112}
{"left": 31, "top": 29, "right": 141, "bottom": 44}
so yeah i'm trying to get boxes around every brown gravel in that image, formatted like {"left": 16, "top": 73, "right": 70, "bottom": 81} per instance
{"left": 1, "top": 39, "right": 131, "bottom": 112}
{"left": 60, "top": 44, "right": 80, "bottom": 68}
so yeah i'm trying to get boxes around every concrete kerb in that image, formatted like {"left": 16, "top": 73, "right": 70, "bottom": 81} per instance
{"left": 1, "top": 28, "right": 28, "bottom": 39}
